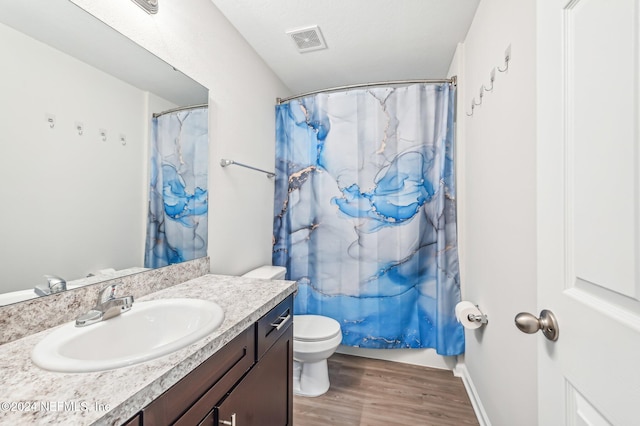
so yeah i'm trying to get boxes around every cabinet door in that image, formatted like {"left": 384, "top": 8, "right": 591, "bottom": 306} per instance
{"left": 121, "top": 414, "right": 141, "bottom": 426}
{"left": 215, "top": 324, "right": 293, "bottom": 426}
{"left": 143, "top": 327, "right": 255, "bottom": 426}
{"left": 197, "top": 410, "right": 215, "bottom": 426}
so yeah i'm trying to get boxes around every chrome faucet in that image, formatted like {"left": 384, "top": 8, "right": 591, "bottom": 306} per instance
{"left": 34, "top": 275, "right": 67, "bottom": 297}
{"left": 75, "top": 284, "right": 134, "bottom": 327}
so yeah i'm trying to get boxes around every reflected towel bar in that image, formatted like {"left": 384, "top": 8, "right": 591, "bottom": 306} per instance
{"left": 220, "top": 159, "right": 275, "bottom": 178}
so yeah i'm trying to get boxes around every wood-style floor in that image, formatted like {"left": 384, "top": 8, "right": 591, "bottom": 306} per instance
{"left": 293, "top": 353, "right": 479, "bottom": 426}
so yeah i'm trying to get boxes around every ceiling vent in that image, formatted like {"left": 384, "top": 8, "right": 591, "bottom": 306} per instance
{"left": 286, "top": 26, "right": 327, "bottom": 53}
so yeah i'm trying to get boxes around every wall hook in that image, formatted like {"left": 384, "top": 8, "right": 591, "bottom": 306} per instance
{"left": 466, "top": 102, "right": 475, "bottom": 117}
{"left": 498, "top": 45, "right": 511, "bottom": 73}
{"left": 466, "top": 46, "right": 511, "bottom": 119}
{"left": 473, "top": 88, "right": 484, "bottom": 106}
{"left": 483, "top": 68, "right": 496, "bottom": 92}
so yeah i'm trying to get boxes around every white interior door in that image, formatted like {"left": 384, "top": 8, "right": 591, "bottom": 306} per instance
{"left": 537, "top": 0, "right": 640, "bottom": 425}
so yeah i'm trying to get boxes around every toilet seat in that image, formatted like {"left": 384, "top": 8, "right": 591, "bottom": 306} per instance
{"left": 294, "top": 315, "right": 341, "bottom": 342}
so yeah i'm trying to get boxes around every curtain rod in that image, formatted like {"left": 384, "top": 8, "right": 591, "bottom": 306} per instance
{"left": 276, "top": 76, "right": 457, "bottom": 105}
{"left": 153, "top": 103, "right": 208, "bottom": 118}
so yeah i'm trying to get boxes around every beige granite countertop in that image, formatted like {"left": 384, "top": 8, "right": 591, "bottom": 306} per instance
{"left": 0, "top": 274, "right": 296, "bottom": 426}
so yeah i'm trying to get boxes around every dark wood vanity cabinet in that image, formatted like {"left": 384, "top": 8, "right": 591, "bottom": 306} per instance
{"left": 213, "top": 318, "right": 293, "bottom": 426}
{"left": 136, "top": 295, "right": 293, "bottom": 426}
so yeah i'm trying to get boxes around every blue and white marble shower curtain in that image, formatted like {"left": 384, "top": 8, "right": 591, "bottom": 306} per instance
{"left": 273, "top": 84, "right": 464, "bottom": 355}
{"left": 144, "top": 107, "right": 208, "bottom": 268}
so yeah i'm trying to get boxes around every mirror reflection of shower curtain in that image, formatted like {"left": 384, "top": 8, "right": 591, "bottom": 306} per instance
{"left": 144, "top": 106, "right": 208, "bottom": 268}
{"left": 273, "top": 84, "right": 463, "bottom": 355}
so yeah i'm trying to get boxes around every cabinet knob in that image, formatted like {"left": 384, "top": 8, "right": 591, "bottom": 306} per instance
{"left": 220, "top": 413, "right": 236, "bottom": 426}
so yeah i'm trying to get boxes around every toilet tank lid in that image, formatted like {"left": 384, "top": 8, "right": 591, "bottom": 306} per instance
{"left": 241, "top": 265, "right": 287, "bottom": 279}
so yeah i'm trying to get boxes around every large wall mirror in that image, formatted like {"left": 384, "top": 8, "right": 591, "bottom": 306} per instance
{"left": 0, "top": 0, "right": 208, "bottom": 305}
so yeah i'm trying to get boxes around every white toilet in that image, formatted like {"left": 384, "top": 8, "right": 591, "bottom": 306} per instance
{"left": 242, "top": 265, "right": 342, "bottom": 397}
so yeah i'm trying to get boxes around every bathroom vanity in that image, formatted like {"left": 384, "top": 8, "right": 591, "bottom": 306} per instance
{"left": 0, "top": 273, "right": 296, "bottom": 426}
{"left": 135, "top": 294, "right": 293, "bottom": 425}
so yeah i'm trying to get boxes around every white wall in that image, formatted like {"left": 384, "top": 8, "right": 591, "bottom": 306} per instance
{"left": 70, "top": 0, "right": 291, "bottom": 276}
{"left": 0, "top": 22, "right": 167, "bottom": 292}
{"left": 457, "top": 0, "right": 538, "bottom": 424}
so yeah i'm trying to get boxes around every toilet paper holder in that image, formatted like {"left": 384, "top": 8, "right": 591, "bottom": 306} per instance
{"left": 467, "top": 307, "right": 488, "bottom": 324}
{"left": 455, "top": 301, "right": 489, "bottom": 329}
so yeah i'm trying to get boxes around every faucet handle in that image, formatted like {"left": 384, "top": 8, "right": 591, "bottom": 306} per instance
{"left": 44, "top": 275, "right": 67, "bottom": 292}
{"left": 97, "top": 284, "right": 118, "bottom": 304}
{"left": 76, "top": 284, "right": 133, "bottom": 327}
{"left": 34, "top": 275, "right": 67, "bottom": 296}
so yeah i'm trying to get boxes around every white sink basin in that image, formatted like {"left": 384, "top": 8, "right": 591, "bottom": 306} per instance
{"left": 32, "top": 298, "right": 225, "bottom": 373}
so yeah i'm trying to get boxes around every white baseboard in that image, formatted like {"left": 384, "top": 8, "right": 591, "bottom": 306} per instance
{"left": 453, "top": 362, "right": 491, "bottom": 426}
{"left": 336, "top": 345, "right": 457, "bottom": 370}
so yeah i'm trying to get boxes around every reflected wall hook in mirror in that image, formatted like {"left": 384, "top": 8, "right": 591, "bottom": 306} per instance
{"left": 46, "top": 114, "right": 55, "bottom": 128}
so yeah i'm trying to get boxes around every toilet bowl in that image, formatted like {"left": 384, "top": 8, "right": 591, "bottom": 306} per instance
{"left": 242, "top": 266, "right": 342, "bottom": 397}
{"left": 292, "top": 314, "right": 342, "bottom": 396}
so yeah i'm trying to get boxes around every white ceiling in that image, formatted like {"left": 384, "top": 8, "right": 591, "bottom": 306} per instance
{"left": 210, "top": 0, "right": 480, "bottom": 96}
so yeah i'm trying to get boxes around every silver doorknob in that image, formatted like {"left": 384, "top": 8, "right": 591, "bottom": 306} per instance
{"left": 514, "top": 309, "right": 559, "bottom": 341}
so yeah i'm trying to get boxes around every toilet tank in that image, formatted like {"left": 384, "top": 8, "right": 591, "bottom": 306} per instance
{"left": 242, "top": 265, "right": 287, "bottom": 280}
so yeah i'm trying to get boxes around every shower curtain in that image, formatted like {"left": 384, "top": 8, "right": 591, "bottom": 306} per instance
{"left": 144, "top": 106, "right": 208, "bottom": 268}
{"left": 273, "top": 84, "right": 463, "bottom": 355}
